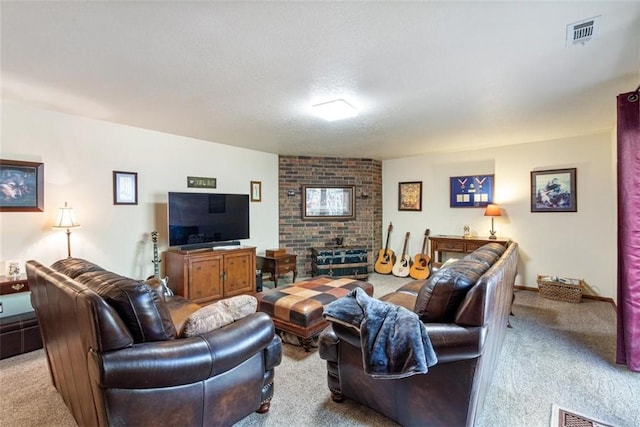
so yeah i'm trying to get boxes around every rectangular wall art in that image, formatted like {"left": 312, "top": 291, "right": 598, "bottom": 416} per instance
{"left": 0, "top": 159, "right": 44, "bottom": 212}
{"left": 302, "top": 185, "right": 355, "bottom": 220}
{"left": 113, "top": 171, "right": 138, "bottom": 205}
{"left": 398, "top": 181, "right": 422, "bottom": 211}
{"left": 531, "top": 168, "right": 577, "bottom": 212}
{"left": 450, "top": 175, "right": 494, "bottom": 208}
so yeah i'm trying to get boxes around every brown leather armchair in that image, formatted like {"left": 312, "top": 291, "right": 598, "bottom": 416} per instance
{"left": 319, "top": 242, "right": 518, "bottom": 427}
{"left": 27, "top": 258, "right": 282, "bottom": 427}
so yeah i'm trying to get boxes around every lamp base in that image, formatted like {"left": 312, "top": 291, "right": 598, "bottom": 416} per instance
{"left": 488, "top": 217, "right": 497, "bottom": 239}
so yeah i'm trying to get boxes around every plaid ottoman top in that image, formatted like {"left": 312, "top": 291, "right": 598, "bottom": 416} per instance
{"left": 256, "top": 276, "right": 374, "bottom": 328}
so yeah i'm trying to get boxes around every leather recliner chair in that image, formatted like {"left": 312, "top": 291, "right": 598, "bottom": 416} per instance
{"left": 27, "top": 258, "right": 282, "bottom": 427}
{"left": 319, "top": 242, "right": 518, "bottom": 427}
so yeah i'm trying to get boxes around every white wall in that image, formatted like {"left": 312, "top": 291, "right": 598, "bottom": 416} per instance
{"left": 382, "top": 131, "right": 617, "bottom": 301}
{"left": 0, "top": 101, "right": 280, "bottom": 316}
{"left": 1, "top": 100, "right": 618, "bottom": 315}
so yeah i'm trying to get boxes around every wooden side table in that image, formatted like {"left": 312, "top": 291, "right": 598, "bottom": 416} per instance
{"left": 0, "top": 274, "right": 29, "bottom": 296}
{"left": 256, "top": 254, "right": 297, "bottom": 287}
{"left": 429, "top": 235, "right": 510, "bottom": 263}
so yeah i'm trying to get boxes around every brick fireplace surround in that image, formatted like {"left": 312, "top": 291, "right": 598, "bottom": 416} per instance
{"left": 278, "top": 156, "right": 383, "bottom": 277}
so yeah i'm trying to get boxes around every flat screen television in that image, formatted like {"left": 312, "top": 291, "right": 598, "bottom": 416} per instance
{"left": 168, "top": 192, "right": 250, "bottom": 249}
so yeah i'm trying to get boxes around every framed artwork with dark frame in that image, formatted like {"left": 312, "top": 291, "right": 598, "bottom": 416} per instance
{"left": 250, "top": 181, "right": 262, "bottom": 202}
{"left": 113, "top": 171, "right": 138, "bottom": 205}
{"left": 398, "top": 181, "right": 422, "bottom": 211}
{"left": 0, "top": 159, "right": 44, "bottom": 212}
{"left": 302, "top": 185, "right": 355, "bottom": 220}
{"left": 531, "top": 168, "right": 577, "bottom": 212}
{"left": 450, "top": 175, "right": 494, "bottom": 208}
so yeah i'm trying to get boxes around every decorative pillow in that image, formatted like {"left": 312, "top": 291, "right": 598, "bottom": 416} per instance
{"left": 181, "top": 295, "right": 257, "bottom": 337}
{"left": 217, "top": 295, "right": 258, "bottom": 320}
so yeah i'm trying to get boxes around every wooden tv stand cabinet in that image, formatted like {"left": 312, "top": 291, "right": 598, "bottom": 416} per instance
{"left": 165, "top": 246, "right": 256, "bottom": 304}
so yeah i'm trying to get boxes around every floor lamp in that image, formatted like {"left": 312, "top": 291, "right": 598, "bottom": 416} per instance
{"left": 53, "top": 201, "right": 80, "bottom": 258}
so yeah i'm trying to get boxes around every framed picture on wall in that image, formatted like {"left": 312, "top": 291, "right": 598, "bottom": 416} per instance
{"left": 531, "top": 168, "right": 577, "bottom": 212}
{"left": 398, "top": 181, "right": 422, "bottom": 211}
{"left": 113, "top": 171, "right": 138, "bottom": 205}
{"left": 0, "top": 159, "right": 44, "bottom": 212}
{"left": 450, "top": 174, "right": 494, "bottom": 208}
{"left": 250, "top": 181, "right": 262, "bottom": 202}
{"left": 302, "top": 185, "right": 355, "bottom": 220}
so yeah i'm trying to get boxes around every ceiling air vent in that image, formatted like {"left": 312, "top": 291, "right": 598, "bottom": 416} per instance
{"left": 566, "top": 16, "right": 601, "bottom": 47}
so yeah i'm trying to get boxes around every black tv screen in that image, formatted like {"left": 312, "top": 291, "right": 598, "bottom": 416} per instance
{"left": 168, "top": 192, "right": 249, "bottom": 249}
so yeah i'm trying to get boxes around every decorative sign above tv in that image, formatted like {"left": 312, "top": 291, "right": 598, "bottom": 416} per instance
{"left": 450, "top": 175, "right": 494, "bottom": 208}
{"left": 187, "top": 176, "right": 217, "bottom": 189}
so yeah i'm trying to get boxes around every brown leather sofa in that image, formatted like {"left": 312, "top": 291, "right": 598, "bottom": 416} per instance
{"left": 27, "top": 258, "right": 282, "bottom": 427}
{"left": 319, "top": 242, "right": 518, "bottom": 427}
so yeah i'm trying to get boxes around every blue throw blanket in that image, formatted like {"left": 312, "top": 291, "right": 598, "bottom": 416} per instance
{"left": 323, "top": 287, "right": 437, "bottom": 379}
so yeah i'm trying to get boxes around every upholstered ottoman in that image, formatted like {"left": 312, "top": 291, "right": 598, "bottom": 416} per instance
{"left": 256, "top": 276, "right": 373, "bottom": 351}
{"left": 0, "top": 311, "right": 43, "bottom": 359}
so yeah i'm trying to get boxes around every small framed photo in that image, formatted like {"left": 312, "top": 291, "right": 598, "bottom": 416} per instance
{"left": 6, "top": 259, "right": 22, "bottom": 278}
{"left": 0, "top": 159, "right": 44, "bottom": 212}
{"left": 251, "top": 181, "right": 262, "bottom": 202}
{"left": 398, "top": 181, "right": 422, "bottom": 211}
{"left": 531, "top": 168, "right": 577, "bottom": 212}
{"left": 302, "top": 185, "right": 355, "bottom": 220}
{"left": 113, "top": 171, "right": 138, "bottom": 205}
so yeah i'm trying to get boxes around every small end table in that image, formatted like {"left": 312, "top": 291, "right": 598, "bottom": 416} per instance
{"left": 256, "top": 254, "right": 297, "bottom": 287}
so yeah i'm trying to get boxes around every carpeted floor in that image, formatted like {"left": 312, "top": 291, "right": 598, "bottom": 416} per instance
{"left": 1, "top": 273, "right": 638, "bottom": 427}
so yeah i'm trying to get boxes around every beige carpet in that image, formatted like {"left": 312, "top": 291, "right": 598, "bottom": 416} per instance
{"left": 1, "top": 274, "right": 638, "bottom": 427}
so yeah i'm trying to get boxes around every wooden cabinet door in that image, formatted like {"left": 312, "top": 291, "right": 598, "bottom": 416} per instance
{"left": 188, "top": 256, "right": 223, "bottom": 303}
{"left": 223, "top": 250, "right": 254, "bottom": 297}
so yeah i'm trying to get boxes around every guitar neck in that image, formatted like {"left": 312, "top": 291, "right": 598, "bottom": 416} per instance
{"left": 420, "top": 238, "right": 427, "bottom": 255}
{"left": 400, "top": 233, "right": 410, "bottom": 258}
{"left": 153, "top": 246, "right": 160, "bottom": 278}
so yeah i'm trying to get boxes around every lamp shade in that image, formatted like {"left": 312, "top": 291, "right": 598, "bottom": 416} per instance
{"left": 484, "top": 204, "right": 501, "bottom": 217}
{"left": 53, "top": 202, "right": 80, "bottom": 229}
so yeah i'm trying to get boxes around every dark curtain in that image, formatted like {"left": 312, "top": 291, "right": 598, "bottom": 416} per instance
{"left": 616, "top": 88, "right": 640, "bottom": 372}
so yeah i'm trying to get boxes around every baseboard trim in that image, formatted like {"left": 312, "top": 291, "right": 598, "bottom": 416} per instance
{"left": 514, "top": 285, "right": 616, "bottom": 307}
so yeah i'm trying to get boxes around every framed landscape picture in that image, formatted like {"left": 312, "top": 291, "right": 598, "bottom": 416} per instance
{"left": 0, "top": 159, "right": 44, "bottom": 212}
{"left": 302, "top": 185, "right": 355, "bottom": 220}
{"left": 531, "top": 168, "right": 577, "bottom": 212}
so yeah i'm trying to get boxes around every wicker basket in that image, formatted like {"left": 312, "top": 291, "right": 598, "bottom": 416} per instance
{"left": 537, "top": 275, "right": 583, "bottom": 303}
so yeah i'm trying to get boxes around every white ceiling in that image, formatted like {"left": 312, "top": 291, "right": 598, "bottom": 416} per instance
{"left": 2, "top": 1, "right": 639, "bottom": 160}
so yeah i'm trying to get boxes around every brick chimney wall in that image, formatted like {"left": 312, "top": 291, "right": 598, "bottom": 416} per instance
{"left": 279, "top": 156, "right": 382, "bottom": 277}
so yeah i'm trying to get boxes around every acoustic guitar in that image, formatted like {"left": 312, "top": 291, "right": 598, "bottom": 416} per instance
{"left": 148, "top": 231, "right": 173, "bottom": 296}
{"left": 392, "top": 232, "right": 412, "bottom": 277}
{"left": 409, "top": 229, "right": 431, "bottom": 280}
{"left": 374, "top": 222, "right": 396, "bottom": 274}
